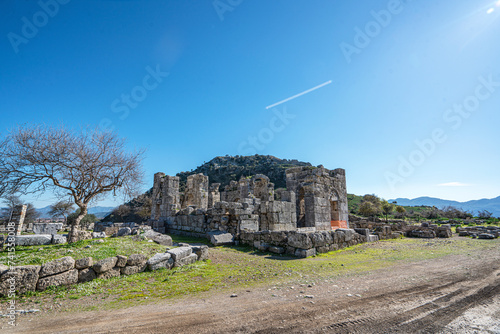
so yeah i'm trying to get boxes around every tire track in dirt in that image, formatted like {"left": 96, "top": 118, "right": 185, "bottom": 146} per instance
{"left": 5, "top": 250, "right": 500, "bottom": 334}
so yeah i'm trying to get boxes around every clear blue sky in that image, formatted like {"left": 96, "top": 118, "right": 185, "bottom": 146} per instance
{"left": 1, "top": 0, "right": 500, "bottom": 208}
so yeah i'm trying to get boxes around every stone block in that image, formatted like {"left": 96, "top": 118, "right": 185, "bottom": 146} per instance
{"left": 354, "top": 228, "right": 370, "bottom": 236}
{"left": 127, "top": 254, "right": 147, "bottom": 267}
{"left": 190, "top": 245, "right": 209, "bottom": 261}
{"left": 208, "top": 231, "right": 234, "bottom": 246}
{"left": 144, "top": 230, "right": 173, "bottom": 246}
{"left": 92, "top": 232, "right": 106, "bottom": 239}
{"left": 51, "top": 234, "right": 67, "bottom": 244}
{"left": 0, "top": 265, "right": 40, "bottom": 296}
{"left": 39, "top": 256, "right": 75, "bottom": 278}
{"left": 478, "top": 233, "right": 495, "bottom": 239}
{"left": 116, "top": 255, "right": 128, "bottom": 267}
{"left": 257, "top": 242, "right": 270, "bottom": 251}
{"left": 269, "top": 246, "right": 285, "bottom": 254}
{"left": 121, "top": 264, "right": 147, "bottom": 276}
{"left": 337, "top": 228, "right": 354, "bottom": 242}
{"left": 316, "top": 246, "right": 330, "bottom": 253}
{"left": 147, "top": 253, "right": 171, "bottom": 266}
{"left": 15, "top": 235, "right": 52, "bottom": 246}
{"left": 167, "top": 247, "right": 193, "bottom": 262}
{"left": 310, "top": 233, "right": 327, "bottom": 247}
{"left": 437, "top": 228, "right": 452, "bottom": 238}
{"left": 93, "top": 221, "right": 113, "bottom": 232}
{"left": 36, "top": 269, "right": 78, "bottom": 291}
{"left": 78, "top": 267, "right": 97, "bottom": 283}
{"left": 270, "top": 231, "right": 287, "bottom": 244}
{"left": 69, "top": 230, "right": 93, "bottom": 242}
{"left": 240, "top": 219, "right": 259, "bottom": 232}
{"left": 287, "top": 233, "right": 313, "bottom": 249}
{"left": 174, "top": 253, "right": 198, "bottom": 267}
{"left": 33, "top": 223, "right": 63, "bottom": 235}
{"left": 295, "top": 248, "right": 316, "bottom": 258}
{"left": 149, "top": 258, "right": 174, "bottom": 271}
{"left": 93, "top": 257, "right": 118, "bottom": 274}
{"left": 117, "top": 227, "right": 132, "bottom": 237}
{"left": 367, "top": 235, "right": 379, "bottom": 242}
{"left": 97, "top": 267, "right": 121, "bottom": 279}
{"left": 75, "top": 257, "right": 93, "bottom": 270}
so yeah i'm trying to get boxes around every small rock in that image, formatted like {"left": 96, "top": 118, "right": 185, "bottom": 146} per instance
{"left": 148, "top": 240, "right": 153, "bottom": 243}
{"left": 230, "top": 294, "right": 238, "bottom": 298}
{"left": 347, "top": 294, "right": 353, "bottom": 297}
{"left": 85, "top": 245, "right": 92, "bottom": 249}
{"left": 355, "top": 294, "right": 362, "bottom": 297}
{"left": 67, "top": 250, "right": 74, "bottom": 253}
{"left": 304, "top": 295, "right": 314, "bottom": 299}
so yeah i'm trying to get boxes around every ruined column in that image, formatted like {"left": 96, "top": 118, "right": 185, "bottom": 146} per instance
{"left": 10, "top": 204, "right": 27, "bottom": 235}
{"left": 162, "top": 175, "right": 181, "bottom": 216}
{"left": 182, "top": 174, "right": 209, "bottom": 209}
{"left": 208, "top": 183, "right": 221, "bottom": 208}
{"left": 151, "top": 172, "right": 165, "bottom": 220}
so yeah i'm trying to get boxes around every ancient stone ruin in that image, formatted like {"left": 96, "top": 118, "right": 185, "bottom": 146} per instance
{"left": 9, "top": 204, "right": 27, "bottom": 236}
{"left": 0, "top": 244, "right": 208, "bottom": 297}
{"left": 150, "top": 166, "right": 349, "bottom": 237}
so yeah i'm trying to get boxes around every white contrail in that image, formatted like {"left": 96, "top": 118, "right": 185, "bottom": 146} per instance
{"left": 265, "top": 80, "right": 332, "bottom": 109}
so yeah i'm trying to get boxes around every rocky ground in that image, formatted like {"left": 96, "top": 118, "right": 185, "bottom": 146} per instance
{"left": 2, "top": 238, "right": 500, "bottom": 333}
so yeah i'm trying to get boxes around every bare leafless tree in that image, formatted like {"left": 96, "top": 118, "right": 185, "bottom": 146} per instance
{"left": 48, "top": 200, "right": 75, "bottom": 224}
{"left": 0, "top": 124, "right": 145, "bottom": 242}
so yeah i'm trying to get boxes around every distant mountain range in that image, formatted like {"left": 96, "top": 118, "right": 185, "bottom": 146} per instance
{"left": 35, "top": 206, "right": 115, "bottom": 219}
{"left": 390, "top": 196, "right": 500, "bottom": 217}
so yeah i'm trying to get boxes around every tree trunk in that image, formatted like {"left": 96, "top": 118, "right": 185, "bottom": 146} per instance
{"left": 68, "top": 206, "right": 87, "bottom": 243}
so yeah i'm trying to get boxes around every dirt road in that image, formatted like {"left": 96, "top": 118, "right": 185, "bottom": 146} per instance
{"left": 5, "top": 248, "right": 500, "bottom": 333}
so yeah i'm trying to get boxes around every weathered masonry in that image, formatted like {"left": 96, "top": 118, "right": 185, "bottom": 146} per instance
{"left": 150, "top": 166, "right": 349, "bottom": 237}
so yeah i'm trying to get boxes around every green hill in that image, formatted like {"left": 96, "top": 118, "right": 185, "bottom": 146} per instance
{"left": 176, "top": 155, "right": 312, "bottom": 190}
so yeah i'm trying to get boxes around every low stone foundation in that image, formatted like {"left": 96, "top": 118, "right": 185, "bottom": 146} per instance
{"left": 405, "top": 224, "right": 453, "bottom": 238}
{"left": 239, "top": 229, "right": 367, "bottom": 258}
{"left": 457, "top": 225, "right": 500, "bottom": 238}
{"left": 0, "top": 244, "right": 208, "bottom": 297}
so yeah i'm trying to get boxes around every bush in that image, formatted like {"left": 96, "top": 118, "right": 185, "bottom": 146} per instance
{"left": 67, "top": 210, "right": 97, "bottom": 229}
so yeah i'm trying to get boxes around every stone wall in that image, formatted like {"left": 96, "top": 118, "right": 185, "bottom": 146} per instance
{"left": 285, "top": 167, "right": 349, "bottom": 230}
{"left": 239, "top": 228, "right": 366, "bottom": 258}
{"left": 404, "top": 223, "right": 453, "bottom": 238}
{"left": 0, "top": 245, "right": 208, "bottom": 297}
{"left": 457, "top": 225, "right": 500, "bottom": 238}
{"left": 151, "top": 166, "right": 350, "bottom": 237}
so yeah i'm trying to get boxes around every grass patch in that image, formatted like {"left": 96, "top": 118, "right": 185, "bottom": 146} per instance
{"left": 0, "top": 236, "right": 173, "bottom": 266}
